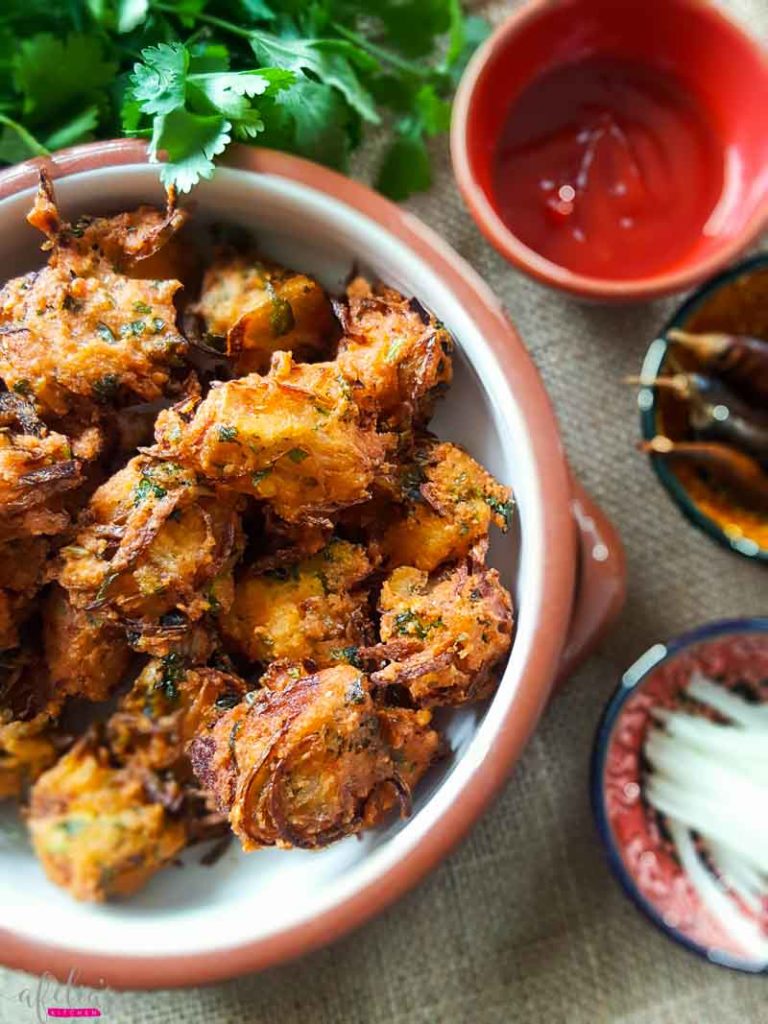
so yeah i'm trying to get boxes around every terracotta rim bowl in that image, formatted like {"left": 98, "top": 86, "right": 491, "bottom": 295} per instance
{"left": 451, "top": 0, "right": 768, "bottom": 302}
{"left": 0, "top": 141, "right": 625, "bottom": 988}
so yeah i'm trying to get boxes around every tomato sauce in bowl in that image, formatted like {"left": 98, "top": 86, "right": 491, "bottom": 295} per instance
{"left": 492, "top": 56, "right": 724, "bottom": 281}
{"left": 451, "top": 0, "right": 768, "bottom": 301}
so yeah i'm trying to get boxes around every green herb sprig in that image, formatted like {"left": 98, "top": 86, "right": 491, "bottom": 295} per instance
{"left": 0, "top": 0, "right": 487, "bottom": 199}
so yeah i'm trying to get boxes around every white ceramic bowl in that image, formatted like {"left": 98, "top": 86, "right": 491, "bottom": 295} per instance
{"left": 0, "top": 144, "right": 623, "bottom": 987}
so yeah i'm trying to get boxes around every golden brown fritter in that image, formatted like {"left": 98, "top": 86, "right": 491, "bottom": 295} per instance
{"left": 28, "top": 659, "right": 247, "bottom": 901}
{"left": 335, "top": 278, "right": 453, "bottom": 430}
{"left": 154, "top": 352, "right": 393, "bottom": 523}
{"left": 0, "top": 393, "right": 82, "bottom": 543}
{"left": 0, "top": 536, "right": 49, "bottom": 651}
{"left": 372, "top": 561, "right": 514, "bottom": 707}
{"left": 107, "top": 658, "right": 247, "bottom": 775}
{"left": 28, "top": 738, "right": 188, "bottom": 902}
{"left": 0, "top": 176, "right": 188, "bottom": 416}
{"left": 365, "top": 705, "right": 441, "bottom": 819}
{"left": 27, "top": 174, "right": 187, "bottom": 275}
{"left": 0, "top": 183, "right": 522, "bottom": 898}
{"left": 0, "top": 713, "right": 60, "bottom": 800}
{"left": 189, "top": 664, "right": 439, "bottom": 851}
{"left": 43, "top": 586, "right": 132, "bottom": 703}
{"left": 378, "top": 439, "right": 514, "bottom": 572}
{"left": 189, "top": 252, "right": 336, "bottom": 373}
{"left": 220, "top": 539, "right": 374, "bottom": 667}
{"left": 0, "top": 650, "right": 62, "bottom": 800}
{"left": 0, "top": 394, "right": 94, "bottom": 650}
{"left": 55, "top": 455, "right": 244, "bottom": 644}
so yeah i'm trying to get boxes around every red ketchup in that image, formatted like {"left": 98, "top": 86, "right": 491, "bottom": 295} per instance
{"left": 492, "top": 56, "right": 724, "bottom": 280}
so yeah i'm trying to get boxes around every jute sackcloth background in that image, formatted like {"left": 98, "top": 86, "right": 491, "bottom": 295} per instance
{"left": 1, "top": 1, "right": 766, "bottom": 1020}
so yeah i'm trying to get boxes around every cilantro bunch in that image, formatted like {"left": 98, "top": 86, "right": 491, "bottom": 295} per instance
{"left": 0, "top": 0, "right": 487, "bottom": 198}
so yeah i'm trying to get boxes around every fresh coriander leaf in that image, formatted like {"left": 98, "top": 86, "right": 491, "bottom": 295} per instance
{"left": 188, "top": 41, "right": 231, "bottom": 75}
{"left": 150, "top": 106, "right": 231, "bottom": 192}
{"left": 250, "top": 29, "right": 379, "bottom": 123}
{"left": 376, "top": 130, "right": 431, "bottom": 200}
{"left": 188, "top": 68, "right": 293, "bottom": 122}
{"left": 0, "top": 114, "right": 48, "bottom": 162}
{"left": 415, "top": 84, "right": 451, "bottom": 136}
{"left": 485, "top": 494, "right": 515, "bottom": 529}
{"left": 445, "top": 0, "right": 465, "bottom": 67}
{"left": 239, "top": 0, "right": 275, "bottom": 20}
{"left": 260, "top": 79, "right": 351, "bottom": 169}
{"left": 447, "top": 15, "right": 490, "bottom": 84}
{"left": 369, "top": 0, "right": 454, "bottom": 60}
{"left": 121, "top": 95, "right": 144, "bottom": 134}
{"left": 13, "top": 33, "right": 117, "bottom": 122}
{"left": 131, "top": 42, "right": 189, "bottom": 117}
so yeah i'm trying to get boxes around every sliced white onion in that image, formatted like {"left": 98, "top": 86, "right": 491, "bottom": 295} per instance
{"left": 708, "top": 841, "right": 767, "bottom": 915}
{"left": 651, "top": 708, "right": 768, "bottom": 762}
{"left": 687, "top": 671, "right": 768, "bottom": 730}
{"left": 666, "top": 819, "right": 768, "bottom": 965}
{"left": 642, "top": 671, "right": 768, "bottom": 960}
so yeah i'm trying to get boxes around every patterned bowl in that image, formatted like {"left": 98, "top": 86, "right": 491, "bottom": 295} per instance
{"left": 639, "top": 253, "right": 768, "bottom": 562}
{"left": 591, "top": 618, "right": 768, "bottom": 973}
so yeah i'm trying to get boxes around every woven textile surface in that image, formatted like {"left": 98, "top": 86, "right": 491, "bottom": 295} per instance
{"left": 1, "top": 1, "right": 766, "bottom": 1020}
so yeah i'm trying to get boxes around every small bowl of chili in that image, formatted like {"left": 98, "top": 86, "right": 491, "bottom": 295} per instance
{"left": 451, "top": 0, "right": 768, "bottom": 302}
{"left": 638, "top": 253, "right": 768, "bottom": 562}
{"left": 591, "top": 618, "right": 768, "bottom": 973}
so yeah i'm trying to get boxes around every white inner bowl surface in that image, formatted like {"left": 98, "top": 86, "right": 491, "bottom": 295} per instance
{"left": 0, "top": 165, "right": 545, "bottom": 958}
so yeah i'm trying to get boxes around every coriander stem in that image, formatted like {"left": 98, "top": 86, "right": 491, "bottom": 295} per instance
{"left": 153, "top": 3, "right": 253, "bottom": 41}
{"left": 330, "top": 23, "right": 430, "bottom": 79}
{"left": 0, "top": 115, "right": 50, "bottom": 158}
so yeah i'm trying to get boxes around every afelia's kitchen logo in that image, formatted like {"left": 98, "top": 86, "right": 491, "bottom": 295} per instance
{"left": 48, "top": 1011, "right": 101, "bottom": 1019}
{"left": 1, "top": 967, "right": 116, "bottom": 1022}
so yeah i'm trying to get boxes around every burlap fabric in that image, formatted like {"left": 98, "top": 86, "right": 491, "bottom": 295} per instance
{"left": 1, "top": 1, "right": 766, "bottom": 1020}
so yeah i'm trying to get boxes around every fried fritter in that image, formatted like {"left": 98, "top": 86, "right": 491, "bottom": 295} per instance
{"left": 0, "top": 175, "right": 188, "bottom": 416}
{"left": 0, "top": 650, "right": 61, "bottom": 799}
{"left": 27, "top": 174, "right": 187, "bottom": 275}
{"left": 378, "top": 439, "right": 514, "bottom": 572}
{"left": 28, "top": 660, "right": 247, "bottom": 901}
{"left": 28, "top": 738, "right": 188, "bottom": 902}
{"left": 55, "top": 455, "right": 244, "bottom": 643}
{"left": 0, "top": 536, "right": 49, "bottom": 650}
{"left": 365, "top": 705, "right": 441, "bottom": 819}
{"left": 189, "top": 252, "right": 336, "bottom": 373}
{"left": 0, "top": 393, "right": 82, "bottom": 542}
{"left": 43, "top": 586, "right": 132, "bottom": 703}
{"left": 220, "top": 539, "right": 374, "bottom": 667}
{"left": 154, "top": 352, "right": 393, "bottom": 523}
{"left": 0, "top": 395, "right": 96, "bottom": 650}
{"left": 189, "top": 664, "right": 439, "bottom": 851}
{"left": 0, "top": 714, "right": 60, "bottom": 801}
{"left": 372, "top": 561, "right": 514, "bottom": 707}
{"left": 107, "top": 658, "right": 247, "bottom": 774}
{"left": 335, "top": 278, "right": 453, "bottom": 430}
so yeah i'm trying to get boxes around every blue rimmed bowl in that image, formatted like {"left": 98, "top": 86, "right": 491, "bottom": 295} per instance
{"left": 639, "top": 253, "right": 768, "bottom": 562}
{"left": 591, "top": 617, "right": 768, "bottom": 974}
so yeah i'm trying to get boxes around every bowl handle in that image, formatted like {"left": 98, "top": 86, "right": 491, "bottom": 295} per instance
{"left": 555, "top": 477, "right": 626, "bottom": 688}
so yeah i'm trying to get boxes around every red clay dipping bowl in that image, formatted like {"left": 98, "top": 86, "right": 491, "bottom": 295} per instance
{"left": 451, "top": 0, "right": 768, "bottom": 302}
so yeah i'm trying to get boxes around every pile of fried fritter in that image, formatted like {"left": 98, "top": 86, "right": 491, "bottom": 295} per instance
{"left": 0, "top": 173, "right": 515, "bottom": 902}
